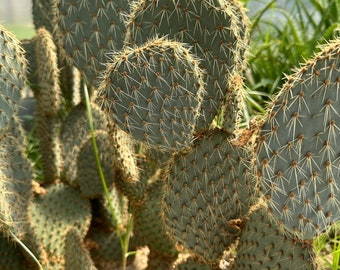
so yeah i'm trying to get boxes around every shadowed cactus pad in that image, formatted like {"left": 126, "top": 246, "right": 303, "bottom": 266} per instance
{"left": 61, "top": 102, "right": 108, "bottom": 185}
{"left": 0, "top": 232, "right": 29, "bottom": 269}
{"left": 96, "top": 38, "right": 205, "bottom": 150}
{"left": 76, "top": 130, "right": 115, "bottom": 199}
{"left": 233, "top": 204, "right": 318, "bottom": 270}
{"left": 257, "top": 39, "right": 340, "bottom": 240}
{"left": 28, "top": 183, "right": 92, "bottom": 269}
{"left": 162, "top": 129, "right": 256, "bottom": 263}
{"left": 133, "top": 179, "right": 178, "bottom": 264}
{"left": 65, "top": 227, "right": 97, "bottom": 270}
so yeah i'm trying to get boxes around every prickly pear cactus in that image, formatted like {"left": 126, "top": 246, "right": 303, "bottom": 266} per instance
{"left": 233, "top": 203, "right": 318, "bottom": 270}
{"left": 60, "top": 102, "right": 108, "bottom": 186}
{"left": 0, "top": 25, "right": 27, "bottom": 132}
{"left": 0, "top": 25, "right": 33, "bottom": 239}
{"left": 0, "top": 233, "right": 29, "bottom": 269}
{"left": 2, "top": 0, "right": 340, "bottom": 269}
{"left": 126, "top": 0, "right": 249, "bottom": 131}
{"left": 257, "top": 39, "right": 340, "bottom": 240}
{"left": 64, "top": 227, "right": 97, "bottom": 270}
{"left": 28, "top": 183, "right": 92, "bottom": 269}
{"left": 96, "top": 37, "right": 205, "bottom": 150}
{"left": 133, "top": 179, "right": 178, "bottom": 267}
{"left": 55, "top": 0, "right": 130, "bottom": 84}
{"left": 76, "top": 130, "right": 115, "bottom": 199}
{"left": 35, "top": 27, "right": 63, "bottom": 183}
{"left": 162, "top": 129, "right": 256, "bottom": 264}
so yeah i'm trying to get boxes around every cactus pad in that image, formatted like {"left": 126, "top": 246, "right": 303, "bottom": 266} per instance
{"left": 257, "top": 39, "right": 340, "bottom": 239}
{"left": 127, "top": 0, "right": 249, "bottom": 130}
{"left": 162, "top": 129, "right": 256, "bottom": 262}
{"left": 0, "top": 25, "right": 27, "bottom": 133}
{"left": 96, "top": 38, "right": 204, "bottom": 150}
{"left": 28, "top": 183, "right": 92, "bottom": 269}
{"left": 76, "top": 130, "right": 115, "bottom": 199}
{"left": 55, "top": 0, "right": 130, "bottom": 83}
{"left": 233, "top": 204, "right": 318, "bottom": 270}
{"left": 60, "top": 102, "right": 108, "bottom": 185}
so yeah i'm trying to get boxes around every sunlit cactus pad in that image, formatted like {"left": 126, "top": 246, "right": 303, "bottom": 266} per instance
{"left": 0, "top": 25, "right": 26, "bottom": 132}
{"left": 96, "top": 38, "right": 204, "bottom": 150}
{"left": 55, "top": 0, "right": 130, "bottom": 83}
{"left": 126, "top": 0, "right": 249, "bottom": 129}
{"left": 257, "top": 39, "right": 340, "bottom": 239}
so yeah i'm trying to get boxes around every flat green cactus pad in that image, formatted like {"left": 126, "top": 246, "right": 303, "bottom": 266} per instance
{"left": 28, "top": 183, "right": 92, "bottom": 269}
{"left": 76, "top": 130, "right": 115, "bottom": 199}
{"left": 233, "top": 204, "right": 318, "bottom": 270}
{"left": 56, "top": 0, "right": 130, "bottom": 83}
{"left": 96, "top": 38, "right": 204, "bottom": 150}
{"left": 133, "top": 179, "right": 178, "bottom": 261}
{"left": 127, "top": 0, "right": 249, "bottom": 130}
{"left": 257, "top": 39, "right": 340, "bottom": 239}
{"left": 60, "top": 103, "right": 108, "bottom": 185}
{"left": 162, "top": 129, "right": 256, "bottom": 263}
{"left": 0, "top": 25, "right": 27, "bottom": 133}
{"left": 0, "top": 121, "right": 33, "bottom": 239}
{"left": 65, "top": 227, "right": 97, "bottom": 270}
